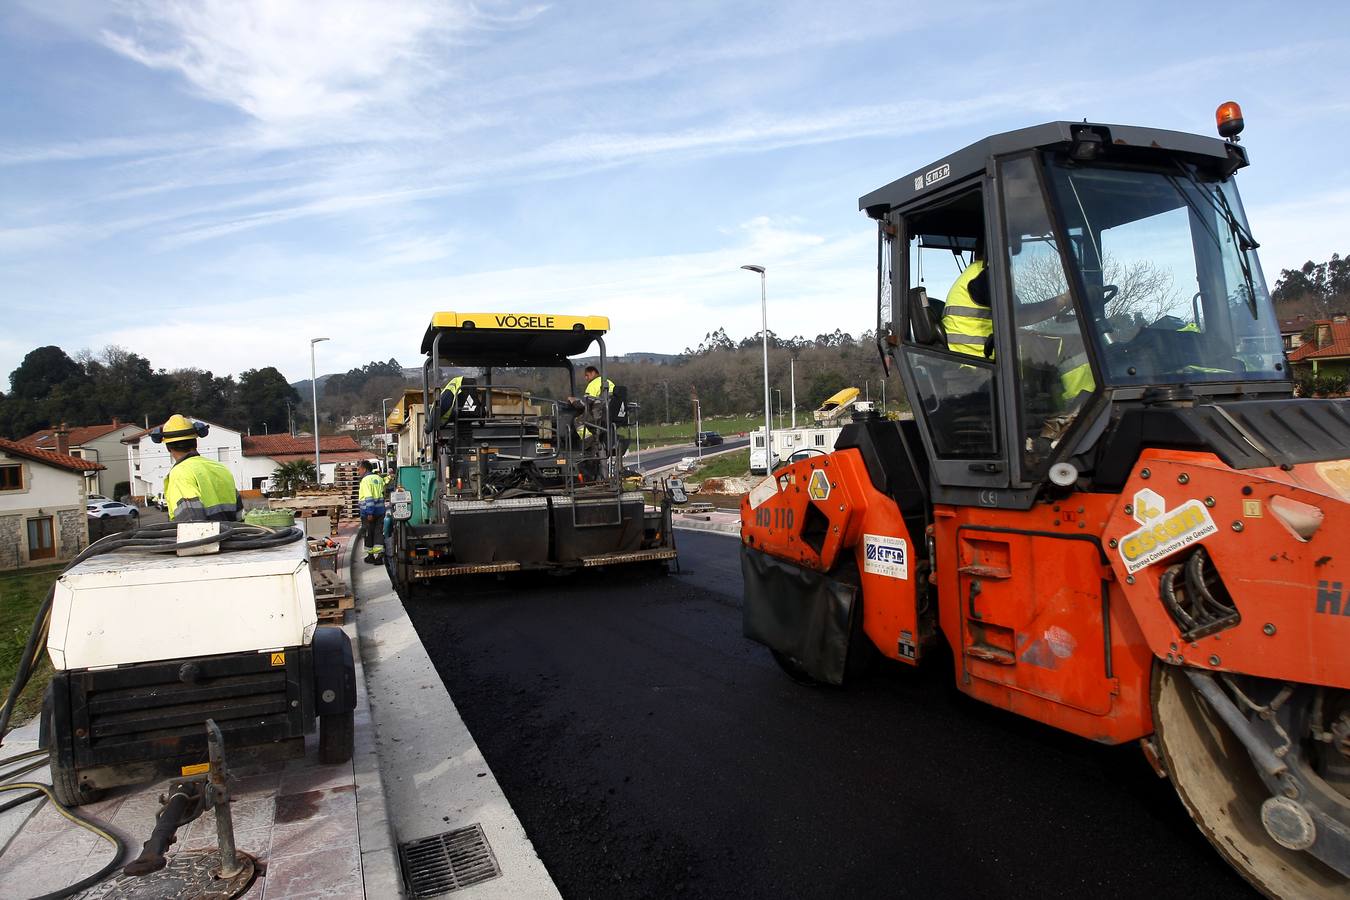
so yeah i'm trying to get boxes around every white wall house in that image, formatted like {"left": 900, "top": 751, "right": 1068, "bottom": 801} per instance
{"left": 124, "top": 421, "right": 245, "bottom": 500}
{"left": 0, "top": 438, "right": 102, "bottom": 568}
{"left": 238, "top": 435, "right": 368, "bottom": 491}
{"left": 20, "top": 421, "right": 143, "bottom": 497}
{"left": 124, "top": 426, "right": 370, "bottom": 497}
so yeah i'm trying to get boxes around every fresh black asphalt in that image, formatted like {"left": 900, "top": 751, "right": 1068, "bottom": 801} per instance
{"left": 404, "top": 530, "right": 1256, "bottom": 899}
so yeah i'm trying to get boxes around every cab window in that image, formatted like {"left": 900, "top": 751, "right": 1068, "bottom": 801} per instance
{"left": 899, "top": 188, "right": 999, "bottom": 460}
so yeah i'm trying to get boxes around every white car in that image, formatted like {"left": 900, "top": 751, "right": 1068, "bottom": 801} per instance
{"left": 87, "top": 500, "right": 139, "bottom": 519}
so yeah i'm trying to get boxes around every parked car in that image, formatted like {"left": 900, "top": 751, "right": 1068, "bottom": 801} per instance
{"left": 87, "top": 500, "right": 139, "bottom": 519}
{"left": 695, "top": 431, "right": 724, "bottom": 447}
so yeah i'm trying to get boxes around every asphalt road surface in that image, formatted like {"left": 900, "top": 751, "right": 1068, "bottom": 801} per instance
{"left": 627, "top": 437, "right": 750, "bottom": 473}
{"left": 404, "top": 530, "right": 1257, "bottom": 900}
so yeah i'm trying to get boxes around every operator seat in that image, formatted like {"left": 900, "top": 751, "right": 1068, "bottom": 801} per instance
{"left": 908, "top": 287, "right": 948, "bottom": 347}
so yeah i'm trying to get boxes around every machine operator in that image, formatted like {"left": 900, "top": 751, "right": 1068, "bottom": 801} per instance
{"left": 152, "top": 414, "right": 242, "bottom": 522}
{"left": 942, "top": 243, "right": 1092, "bottom": 401}
{"left": 357, "top": 459, "right": 386, "bottom": 564}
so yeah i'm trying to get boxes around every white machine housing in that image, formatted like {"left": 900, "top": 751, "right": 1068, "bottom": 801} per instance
{"left": 48, "top": 539, "right": 318, "bottom": 670}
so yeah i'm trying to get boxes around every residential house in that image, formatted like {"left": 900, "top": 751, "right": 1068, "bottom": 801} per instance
{"left": 19, "top": 420, "right": 144, "bottom": 497}
{"left": 1287, "top": 315, "right": 1350, "bottom": 382}
{"left": 239, "top": 435, "right": 368, "bottom": 491}
{"left": 1279, "top": 314, "right": 1311, "bottom": 353}
{"left": 123, "top": 420, "right": 246, "bottom": 501}
{"left": 0, "top": 437, "right": 103, "bottom": 568}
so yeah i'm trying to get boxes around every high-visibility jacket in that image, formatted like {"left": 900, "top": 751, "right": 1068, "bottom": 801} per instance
{"left": 358, "top": 472, "right": 386, "bottom": 517}
{"left": 584, "top": 376, "right": 615, "bottom": 398}
{"left": 439, "top": 376, "right": 467, "bottom": 424}
{"left": 166, "top": 453, "right": 241, "bottom": 522}
{"left": 942, "top": 261, "right": 993, "bottom": 359}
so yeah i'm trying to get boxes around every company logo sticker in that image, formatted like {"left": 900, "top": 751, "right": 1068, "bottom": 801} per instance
{"left": 807, "top": 469, "right": 831, "bottom": 501}
{"left": 863, "top": 534, "right": 908, "bottom": 580}
{"left": 1118, "top": 492, "right": 1217, "bottom": 575}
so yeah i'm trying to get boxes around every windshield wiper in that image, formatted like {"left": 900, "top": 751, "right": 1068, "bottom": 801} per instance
{"left": 1169, "top": 161, "right": 1261, "bottom": 318}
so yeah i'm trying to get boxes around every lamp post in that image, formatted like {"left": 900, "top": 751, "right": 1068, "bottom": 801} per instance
{"left": 693, "top": 399, "right": 702, "bottom": 459}
{"left": 773, "top": 388, "right": 783, "bottom": 431}
{"left": 741, "top": 264, "right": 772, "bottom": 470}
{"left": 789, "top": 357, "right": 797, "bottom": 428}
{"left": 310, "top": 337, "right": 329, "bottom": 483}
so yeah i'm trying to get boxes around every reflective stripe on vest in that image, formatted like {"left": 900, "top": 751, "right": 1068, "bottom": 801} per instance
{"left": 166, "top": 454, "right": 239, "bottom": 522}
{"left": 942, "top": 261, "right": 993, "bottom": 358}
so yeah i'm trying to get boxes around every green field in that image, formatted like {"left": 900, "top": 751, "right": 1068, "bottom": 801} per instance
{"left": 0, "top": 565, "right": 61, "bottom": 725}
{"left": 632, "top": 413, "right": 762, "bottom": 447}
{"left": 691, "top": 448, "right": 752, "bottom": 481}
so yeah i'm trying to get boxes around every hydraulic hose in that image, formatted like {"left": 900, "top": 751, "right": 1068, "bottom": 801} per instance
{"left": 0, "top": 782, "right": 126, "bottom": 899}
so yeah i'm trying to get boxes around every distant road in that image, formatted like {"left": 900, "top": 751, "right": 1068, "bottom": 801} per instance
{"left": 625, "top": 436, "right": 749, "bottom": 473}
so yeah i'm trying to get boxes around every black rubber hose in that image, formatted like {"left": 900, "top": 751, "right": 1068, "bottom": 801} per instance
{"left": 1159, "top": 562, "right": 1198, "bottom": 632}
{"left": 0, "top": 782, "right": 127, "bottom": 899}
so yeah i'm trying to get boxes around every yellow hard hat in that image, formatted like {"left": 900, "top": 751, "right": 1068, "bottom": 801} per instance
{"left": 150, "top": 414, "right": 209, "bottom": 444}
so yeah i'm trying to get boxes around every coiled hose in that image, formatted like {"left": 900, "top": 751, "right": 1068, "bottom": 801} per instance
{"left": 0, "top": 520, "right": 303, "bottom": 897}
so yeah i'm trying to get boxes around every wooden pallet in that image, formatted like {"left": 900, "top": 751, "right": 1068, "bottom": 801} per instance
{"left": 315, "top": 592, "right": 354, "bottom": 622}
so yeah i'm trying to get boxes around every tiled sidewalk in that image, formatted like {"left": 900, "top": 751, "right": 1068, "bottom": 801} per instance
{"left": 0, "top": 738, "right": 362, "bottom": 900}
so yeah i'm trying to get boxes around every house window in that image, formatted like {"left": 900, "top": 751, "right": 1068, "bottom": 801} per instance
{"left": 1, "top": 464, "right": 22, "bottom": 491}
{"left": 27, "top": 517, "right": 55, "bottom": 560}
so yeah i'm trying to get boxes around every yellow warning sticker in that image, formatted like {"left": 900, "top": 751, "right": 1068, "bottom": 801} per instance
{"left": 1242, "top": 499, "right": 1262, "bottom": 518}
{"left": 181, "top": 763, "right": 209, "bottom": 776}
{"left": 270, "top": 652, "right": 286, "bottom": 667}
{"left": 807, "top": 469, "right": 831, "bottom": 501}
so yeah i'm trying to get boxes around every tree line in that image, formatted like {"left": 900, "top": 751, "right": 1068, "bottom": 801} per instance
{"left": 0, "top": 345, "right": 300, "bottom": 439}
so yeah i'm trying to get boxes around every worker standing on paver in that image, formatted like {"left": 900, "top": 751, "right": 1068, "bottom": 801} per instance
{"left": 357, "top": 459, "right": 387, "bottom": 564}
{"left": 153, "top": 414, "right": 242, "bottom": 522}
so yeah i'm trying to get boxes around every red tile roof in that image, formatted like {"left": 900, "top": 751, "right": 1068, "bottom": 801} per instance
{"left": 1287, "top": 318, "right": 1350, "bottom": 362}
{"left": 241, "top": 435, "right": 365, "bottom": 457}
{"left": 267, "top": 450, "right": 372, "bottom": 465}
{"left": 0, "top": 437, "right": 105, "bottom": 473}
{"left": 20, "top": 423, "right": 135, "bottom": 448}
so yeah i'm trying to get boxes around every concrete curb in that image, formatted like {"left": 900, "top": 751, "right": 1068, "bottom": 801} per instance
{"left": 352, "top": 536, "right": 561, "bottom": 899}
{"left": 341, "top": 524, "right": 406, "bottom": 898}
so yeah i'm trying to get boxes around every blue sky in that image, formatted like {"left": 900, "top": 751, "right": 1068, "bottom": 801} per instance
{"left": 3, "top": 0, "right": 1348, "bottom": 386}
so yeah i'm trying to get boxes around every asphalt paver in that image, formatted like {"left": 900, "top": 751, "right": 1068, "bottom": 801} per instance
{"left": 404, "top": 530, "right": 1257, "bottom": 899}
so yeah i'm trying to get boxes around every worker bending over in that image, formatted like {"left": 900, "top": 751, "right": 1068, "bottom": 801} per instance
{"left": 152, "top": 415, "right": 241, "bottom": 522}
{"left": 357, "top": 460, "right": 386, "bottom": 564}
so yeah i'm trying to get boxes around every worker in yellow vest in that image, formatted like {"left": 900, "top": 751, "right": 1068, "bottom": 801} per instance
{"left": 943, "top": 247, "right": 1090, "bottom": 401}
{"left": 357, "top": 459, "right": 386, "bottom": 564}
{"left": 152, "top": 415, "right": 241, "bottom": 522}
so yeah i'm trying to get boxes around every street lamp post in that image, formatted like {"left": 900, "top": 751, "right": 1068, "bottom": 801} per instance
{"left": 310, "top": 337, "right": 330, "bottom": 483}
{"left": 773, "top": 388, "right": 783, "bottom": 431}
{"left": 693, "top": 399, "right": 702, "bottom": 459}
{"left": 741, "top": 264, "right": 772, "bottom": 470}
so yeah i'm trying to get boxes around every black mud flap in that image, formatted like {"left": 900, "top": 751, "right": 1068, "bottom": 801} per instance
{"left": 741, "top": 546, "right": 857, "bottom": 686}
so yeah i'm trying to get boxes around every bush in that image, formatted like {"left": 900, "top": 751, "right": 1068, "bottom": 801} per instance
{"left": 1315, "top": 373, "right": 1348, "bottom": 396}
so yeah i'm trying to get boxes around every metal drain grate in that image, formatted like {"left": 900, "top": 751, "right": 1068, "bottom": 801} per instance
{"left": 400, "top": 823, "right": 502, "bottom": 896}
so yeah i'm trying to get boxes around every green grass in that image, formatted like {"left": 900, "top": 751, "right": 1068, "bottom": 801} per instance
{"left": 690, "top": 448, "right": 752, "bottom": 481}
{"left": 633, "top": 413, "right": 762, "bottom": 447}
{"left": 0, "top": 565, "right": 62, "bottom": 726}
